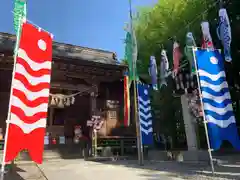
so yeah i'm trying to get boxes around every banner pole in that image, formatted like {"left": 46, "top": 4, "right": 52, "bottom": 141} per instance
{"left": 0, "top": 18, "right": 22, "bottom": 180}
{"left": 134, "top": 80, "right": 144, "bottom": 165}
{"left": 192, "top": 47, "right": 215, "bottom": 174}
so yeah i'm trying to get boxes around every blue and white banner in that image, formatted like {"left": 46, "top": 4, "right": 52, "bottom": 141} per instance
{"left": 194, "top": 49, "right": 240, "bottom": 150}
{"left": 137, "top": 83, "right": 153, "bottom": 145}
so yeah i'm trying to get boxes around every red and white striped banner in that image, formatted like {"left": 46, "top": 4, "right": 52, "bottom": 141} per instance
{"left": 4, "top": 22, "right": 53, "bottom": 164}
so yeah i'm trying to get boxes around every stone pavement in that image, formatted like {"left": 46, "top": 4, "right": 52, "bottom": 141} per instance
{"left": 4, "top": 159, "right": 240, "bottom": 180}
{"left": 38, "top": 159, "right": 183, "bottom": 180}
{"left": 37, "top": 159, "right": 240, "bottom": 180}
{"left": 3, "top": 163, "right": 46, "bottom": 180}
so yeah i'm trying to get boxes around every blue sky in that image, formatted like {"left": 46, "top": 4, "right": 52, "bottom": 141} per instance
{"left": 0, "top": 0, "right": 156, "bottom": 60}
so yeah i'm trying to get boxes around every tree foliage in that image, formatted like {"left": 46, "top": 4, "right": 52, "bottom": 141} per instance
{"left": 135, "top": 0, "right": 239, "bottom": 79}
{"left": 135, "top": 0, "right": 217, "bottom": 73}
{"left": 134, "top": 0, "right": 240, "bottom": 149}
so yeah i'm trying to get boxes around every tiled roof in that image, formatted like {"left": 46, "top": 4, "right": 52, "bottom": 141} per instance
{"left": 0, "top": 32, "right": 123, "bottom": 66}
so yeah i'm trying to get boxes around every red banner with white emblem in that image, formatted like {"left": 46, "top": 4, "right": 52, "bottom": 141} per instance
{"left": 4, "top": 22, "right": 53, "bottom": 164}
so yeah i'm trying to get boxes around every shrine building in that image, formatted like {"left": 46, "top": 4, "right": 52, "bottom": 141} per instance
{"left": 0, "top": 32, "right": 136, "bottom": 155}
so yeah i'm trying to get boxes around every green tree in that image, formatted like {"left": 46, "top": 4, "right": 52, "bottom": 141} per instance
{"left": 134, "top": 0, "right": 218, "bottom": 149}
{"left": 134, "top": 0, "right": 240, "bottom": 149}
{"left": 135, "top": 0, "right": 216, "bottom": 68}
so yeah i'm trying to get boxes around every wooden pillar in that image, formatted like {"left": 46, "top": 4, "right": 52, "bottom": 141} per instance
{"left": 90, "top": 92, "right": 97, "bottom": 115}
{"left": 106, "top": 86, "right": 110, "bottom": 101}
{"left": 89, "top": 85, "right": 98, "bottom": 157}
{"left": 105, "top": 86, "right": 109, "bottom": 134}
{"left": 49, "top": 107, "right": 54, "bottom": 127}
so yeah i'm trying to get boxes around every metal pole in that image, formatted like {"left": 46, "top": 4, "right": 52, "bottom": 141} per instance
{"left": 192, "top": 47, "right": 215, "bottom": 174}
{"left": 129, "top": 0, "right": 144, "bottom": 165}
{"left": 0, "top": 17, "right": 23, "bottom": 180}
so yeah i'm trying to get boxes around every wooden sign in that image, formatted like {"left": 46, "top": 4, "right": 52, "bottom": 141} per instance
{"left": 107, "top": 110, "right": 117, "bottom": 120}
{"left": 106, "top": 100, "right": 119, "bottom": 109}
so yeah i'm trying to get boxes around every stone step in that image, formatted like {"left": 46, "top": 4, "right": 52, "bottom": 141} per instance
{"left": 0, "top": 150, "right": 86, "bottom": 162}
{"left": 0, "top": 149, "right": 139, "bottom": 162}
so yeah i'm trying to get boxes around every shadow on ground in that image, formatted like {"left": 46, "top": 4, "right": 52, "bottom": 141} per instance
{"left": 2, "top": 165, "right": 25, "bottom": 180}
{"left": 87, "top": 159, "right": 240, "bottom": 180}
{"left": 1, "top": 163, "right": 46, "bottom": 180}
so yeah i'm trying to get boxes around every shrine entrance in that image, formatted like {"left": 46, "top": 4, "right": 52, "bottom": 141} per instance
{"left": 44, "top": 83, "right": 95, "bottom": 158}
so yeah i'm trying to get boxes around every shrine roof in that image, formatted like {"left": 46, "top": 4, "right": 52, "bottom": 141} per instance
{"left": 0, "top": 32, "right": 126, "bottom": 68}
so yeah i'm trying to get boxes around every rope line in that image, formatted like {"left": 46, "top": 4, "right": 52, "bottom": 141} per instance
{"left": 49, "top": 85, "right": 97, "bottom": 98}
{"left": 156, "top": 0, "right": 231, "bottom": 45}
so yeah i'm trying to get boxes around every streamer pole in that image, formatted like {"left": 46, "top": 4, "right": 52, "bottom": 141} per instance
{"left": 129, "top": 0, "right": 144, "bottom": 165}
{"left": 192, "top": 47, "right": 215, "bottom": 174}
